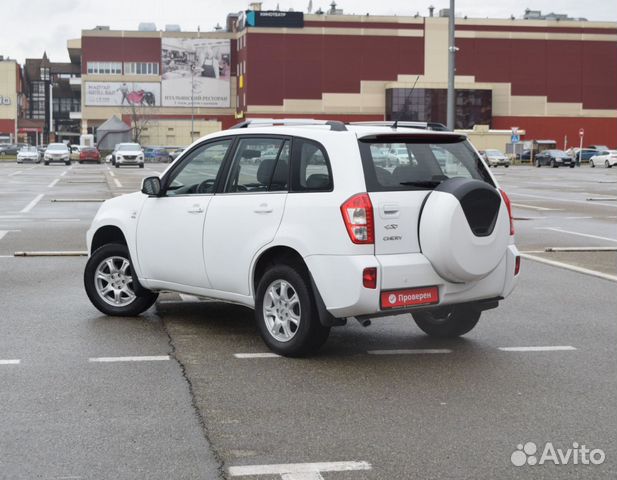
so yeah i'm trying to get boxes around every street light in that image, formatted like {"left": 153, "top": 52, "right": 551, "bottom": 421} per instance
{"left": 191, "top": 62, "right": 195, "bottom": 143}
{"left": 447, "top": 0, "right": 457, "bottom": 130}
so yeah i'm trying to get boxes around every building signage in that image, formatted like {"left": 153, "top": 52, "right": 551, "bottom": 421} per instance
{"left": 84, "top": 82, "right": 160, "bottom": 107}
{"left": 161, "top": 38, "right": 231, "bottom": 108}
{"left": 0, "top": 95, "right": 11, "bottom": 105}
{"left": 246, "top": 10, "right": 304, "bottom": 28}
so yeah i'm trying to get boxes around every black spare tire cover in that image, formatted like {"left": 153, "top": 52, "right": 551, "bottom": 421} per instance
{"left": 419, "top": 177, "right": 510, "bottom": 283}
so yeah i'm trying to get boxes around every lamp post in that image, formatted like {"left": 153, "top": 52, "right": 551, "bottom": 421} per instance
{"left": 191, "top": 62, "right": 195, "bottom": 143}
{"left": 446, "top": 0, "right": 457, "bottom": 130}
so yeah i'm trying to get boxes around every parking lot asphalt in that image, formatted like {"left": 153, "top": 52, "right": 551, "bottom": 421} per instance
{"left": 1, "top": 162, "right": 616, "bottom": 479}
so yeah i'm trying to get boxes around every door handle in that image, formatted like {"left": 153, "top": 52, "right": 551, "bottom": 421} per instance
{"left": 254, "top": 203, "right": 273, "bottom": 214}
{"left": 381, "top": 204, "right": 400, "bottom": 217}
{"left": 187, "top": 205, "right": 204, "bottom": 214}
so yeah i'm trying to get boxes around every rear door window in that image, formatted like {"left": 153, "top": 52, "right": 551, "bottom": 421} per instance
{"left": 290, "top": 139, "right": 333, "bottom": 192}
{"left": 359, "top": 135, "right": 493, "bottom": 191}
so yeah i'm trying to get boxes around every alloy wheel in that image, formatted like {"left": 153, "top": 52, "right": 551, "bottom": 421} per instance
{"left": 262, "top": 280, "right": 301, "bottom": 342}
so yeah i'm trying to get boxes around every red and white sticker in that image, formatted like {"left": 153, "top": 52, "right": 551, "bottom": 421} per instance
{"left": 380, "top": 286, "right": 440, "bottom": 309}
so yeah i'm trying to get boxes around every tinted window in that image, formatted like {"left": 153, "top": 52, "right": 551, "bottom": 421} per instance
{"left": 359, "top": 136, "right": 493, "bottom": 191}
{"left": 291, "top": 139, "right": 332, "bottom": 192}
{"left": 225, "top": 138, "right": 289, "bottom": 193}
{"left": 167, "top": 139, "right": 231, "bottom": 195}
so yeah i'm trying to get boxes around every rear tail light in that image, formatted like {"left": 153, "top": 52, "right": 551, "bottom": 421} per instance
{"left": 362, "top": 267, "right": 377, "bottom": 289}
{"left": 515, "top": 255, "right": 521, "bottom": 275}
{"left": 340, "top": 193, "right": 374, "bottom": 244}
{"left": 499, "top": 189, "right": 515, "bottom": 236}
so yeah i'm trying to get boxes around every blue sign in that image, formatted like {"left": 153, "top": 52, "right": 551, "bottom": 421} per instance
{"left": 511, "top": 134, "right": 520, "bottom": 143}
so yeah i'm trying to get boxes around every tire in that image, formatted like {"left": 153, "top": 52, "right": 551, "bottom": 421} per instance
{"left": 79, "top": 161, "right": 83, "bottom": 164}
{"left": 550, "top": 159, "right": 556, "bottom": 168}
{"left": 535, "top": 160, "right": 541, "bottom": 167}
{"left": 590, "top": 160, "right": 595, "bottom": 168}
{"left": 44, "top": 161, "right": 49, "bottom": 166}
{"left": 65, "top": 161, "right": 71, "bottom": 166}
{"left": 570, "top": 164, "right": 575, "bottom": 168}
{"left": 606, "top": 160, "right": 612, "bottom": 169}
{"left": 413, "top": 305, "right": 481, "bottom": 338}
{"left": 505, "top": 164, "right": 509, "bottom": 168}
{"left": 139, "top": 163, "right": 144, "bottom": 168}
{"left": 115, "top": 164, "right": 120, "bottom": 168}
{"left": 84, "top": 243, "right": 158, "bottom": 316}
{"left": 255, "top": 263, "right": 330, "bottom": 357}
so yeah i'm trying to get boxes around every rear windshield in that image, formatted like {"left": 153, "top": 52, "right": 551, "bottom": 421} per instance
{"left": 359, "top": 135, "right": 493, "bottom": 191}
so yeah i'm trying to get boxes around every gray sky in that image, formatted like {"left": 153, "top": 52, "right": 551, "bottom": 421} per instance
{"left": 3, "top": 0, "right": 616, "bottom": 63}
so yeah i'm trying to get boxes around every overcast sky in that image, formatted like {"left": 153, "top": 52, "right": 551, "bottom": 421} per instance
{"left": 3, "top": 0, "right": 616, "bottom": 63}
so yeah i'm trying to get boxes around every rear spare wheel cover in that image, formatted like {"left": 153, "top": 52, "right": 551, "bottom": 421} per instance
{"left": 419, "top": 178, "right": 510, "bottom": 283}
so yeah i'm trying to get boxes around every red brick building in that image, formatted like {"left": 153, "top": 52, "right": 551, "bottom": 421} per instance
{"left": 76, "top": 11, "right": 617, "bottom": 147}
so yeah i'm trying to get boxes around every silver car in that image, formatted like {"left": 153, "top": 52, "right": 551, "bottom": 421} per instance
{"left": 16, "top": 146, "right": 41, "bottom": 164}
{"left": 44, "top": 143, "right": 71, "bottom": 165}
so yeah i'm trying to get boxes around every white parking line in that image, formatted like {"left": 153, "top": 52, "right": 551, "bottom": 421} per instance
{"left": 499, "top": 346, "right": 576, "bottom": 352}
{"left": 88, "top": 355, "right": 170, "bottom": 363}
{"left": 0, "top": 359, "right": 20, "bottom": 365}
{"left": 47, "top": 178, "right": 59, "bottom": 188}
{"left": 109, "top": 171, "right": 115, "bottom": 177}
{"left": 113, "top": 178, "right": 122, "bottom": 188}
{"left": 368, "top": 349, "right": 452, "bottom": 355}
{"left": 234, "top": 353, "right": 281, "bottom": 359}
{"left": 60, "top": 170, "right": 68, "bottom": 177}
{"left": 510, "top": 192, "right": 617, "bottom": 208}
{"left": 8, "top": 171, "right": 22, "bottom": 177}
{"left": 228, "top": 461, "right": 372, "bottom": 478}
{"left": 520, "top": 253, "right": 617, "bottom": 283}
{"left": 20, "top": 194, "right": 44, "bottom": 213}
{"left": 512, "top": 203, "right": 560, "bottom": 211}
{"left": 536, "top": 227, "right": 617, "bottom": 243}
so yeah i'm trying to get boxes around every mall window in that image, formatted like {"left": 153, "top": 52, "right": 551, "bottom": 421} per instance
{"left": 87, "top": 62, "right": 122, "bottom": 75}
{"left": 386, "top": 88, "right": 492, "bottom": 130}
{"left": 124, "top": 62, "right": 160, "bottom": 75}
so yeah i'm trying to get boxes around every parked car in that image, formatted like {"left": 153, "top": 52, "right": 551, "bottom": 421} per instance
{"left": 535, "top": 149, "right": 574, "bottom": 168}
{"left": 79, "top": 147, "right": 101, "bottom": 164}
{"left": 43, "top": 143, "right": 71, "bottom": 165}
{"left": 143, "top": 146, "right": 172, "bottom": 163}
{"left": 568, "top": 148, "right": 600, "bottom": 164}
{"left": 168, "top": 147, "right": 186, "bottom": 162}
{"left": 586, "top": 145, "right": 609, "bottom": 151}
{"left": 113, "top": 143, "right": 144, "bottom": 168}
{"left": 481, "top": 149, "right": 510, "bottom": 167}
{"left": 84, "top": 119, "right": 519, "bottom": 357}
{"left": 16, "top": 145, "right": 41, "bottom": 164}
{"left": 69, "top": 145, "right": 82, "bottom": 161}
{"left": 0, "top": 143, "right": 28, "bottom": 156}
{"left": 589, "top": 150, "right": 617, "bottom": 168}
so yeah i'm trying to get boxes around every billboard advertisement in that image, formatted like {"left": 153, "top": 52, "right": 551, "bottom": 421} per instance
{"left": 85, "top": 82, "right": 161, "bottom": 107}
{"left": 161, "top": 38, "right": 231, "bottom": 108}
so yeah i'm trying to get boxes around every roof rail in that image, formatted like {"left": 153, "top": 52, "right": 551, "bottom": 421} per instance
{"left": 230, "top": 118, "right": 347, "bottom": 132}
{"left": 348, "top": 121, "right": 450, "bottom": 131}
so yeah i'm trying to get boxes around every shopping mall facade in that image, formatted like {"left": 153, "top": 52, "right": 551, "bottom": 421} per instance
{"left": 2, "top": 8, "right": 616, "bottom": 148}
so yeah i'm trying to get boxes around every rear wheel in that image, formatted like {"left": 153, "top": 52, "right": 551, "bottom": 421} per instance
{"left": 550, "top": 159, "right": 556, "bottom": 168}
{"left": 606, "top": 160, "right": 612, "bottom": 169}
{"left": 535, "top": 160, "right": 541, "bottom": 167}
{"left": 84, "top": 243, "right": 158, "bottom": 316}
{"left": 255, "top": 264, "right": 330, "bottom": 357}
{"left": 413, "top": 305, "right": 481, "bottom": 338}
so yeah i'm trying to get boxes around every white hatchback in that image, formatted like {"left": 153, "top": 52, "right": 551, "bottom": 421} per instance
{"left": 84, "top": 119, "right": 519, "bottom": 356}
{"left": 589, "top": 150, "right": 617, "bottom": 168}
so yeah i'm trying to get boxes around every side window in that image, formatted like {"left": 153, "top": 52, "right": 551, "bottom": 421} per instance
{"left": 166, "top": 139, "right": 231, "bottom": 196}
{"left": 291, "top": 139, "right": 332, "bottom": 192}
{"left": 225, "top": 138, "right": 289, "bottom": 193}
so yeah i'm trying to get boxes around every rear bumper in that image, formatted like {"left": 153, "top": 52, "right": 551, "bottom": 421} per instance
{"left": 306, "top": 245, "right": 519, "bottom": 318}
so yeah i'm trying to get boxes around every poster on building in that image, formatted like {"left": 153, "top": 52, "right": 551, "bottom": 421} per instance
{"left": 85, "top": 82, "right": 161, "bottom": 107}
{"left": 161, "top": 38, "right": 231, "bottom": 108}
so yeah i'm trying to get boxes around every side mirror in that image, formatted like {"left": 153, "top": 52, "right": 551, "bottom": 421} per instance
{"left": 141, "top": 176, "right": 161, "bottom": 196}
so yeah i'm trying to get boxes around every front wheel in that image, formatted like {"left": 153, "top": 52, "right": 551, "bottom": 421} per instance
{"left": 139, "top": 163, "right": 144, "bottom": 168}
{"left": 550, "top": 159, "right": 556, "bottom": 168}
{"left": 255, "top": 264, "right": 330, "bottom": 357}
{"left": 606, "top": 160, "right": 612, "bottom": 169}
{"left": 590, "top": 160, "right": 595, "bottom": 168}
{"left": 413, "top": 305, "right": 481, "bottom": 338}
{"left": 84, "top": 243, "right": 158, "bottom": 316}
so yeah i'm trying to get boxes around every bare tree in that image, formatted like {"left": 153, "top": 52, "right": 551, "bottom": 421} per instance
{"left": 127, "top": 103, "right": 156, "bottom": 144}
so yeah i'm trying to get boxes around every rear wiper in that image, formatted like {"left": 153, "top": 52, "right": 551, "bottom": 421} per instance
{"left": 399, "top": 180, "right": 443, "bottom": 188}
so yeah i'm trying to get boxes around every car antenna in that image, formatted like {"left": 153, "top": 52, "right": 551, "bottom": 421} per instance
{"left": 392, "top": 74, "right": 420, "bottom": 130}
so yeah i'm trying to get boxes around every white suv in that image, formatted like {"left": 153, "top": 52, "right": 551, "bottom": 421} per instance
{"left": 113, "top": 143, "right": 144, "bottom": 168}
{"left": 84, "top": 119, "right": 519, "bottom": 357}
